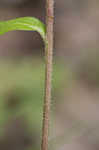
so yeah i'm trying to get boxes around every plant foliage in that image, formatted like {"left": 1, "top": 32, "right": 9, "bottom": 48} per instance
{"left": 0, "top": 17, "right": 46, "bottom": 42}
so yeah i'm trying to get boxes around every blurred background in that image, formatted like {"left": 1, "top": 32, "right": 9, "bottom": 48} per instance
{"left": 0, "top": 0, "right": 99, "bottom": 150}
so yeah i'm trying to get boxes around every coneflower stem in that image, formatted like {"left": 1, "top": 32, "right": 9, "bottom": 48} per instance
{"left": 41, "top": 0, "right": 54, "bottom": 150}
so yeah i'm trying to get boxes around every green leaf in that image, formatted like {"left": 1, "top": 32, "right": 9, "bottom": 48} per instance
{"left": 0, "top": 17, "right": 46, "bottom": 42}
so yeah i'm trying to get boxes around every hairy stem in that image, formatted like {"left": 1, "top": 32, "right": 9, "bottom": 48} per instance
{"left": 41, "top": 0, "right": 54, "bottom": 150}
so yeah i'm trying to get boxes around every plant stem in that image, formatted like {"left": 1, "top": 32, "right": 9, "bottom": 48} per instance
{"left": 41, "top": 0, "right": 54, "bottom": 150}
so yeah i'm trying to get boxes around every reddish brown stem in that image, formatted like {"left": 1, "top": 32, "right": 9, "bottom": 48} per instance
{"left": 41, "top": 0, "right": 54, "bottom": 150}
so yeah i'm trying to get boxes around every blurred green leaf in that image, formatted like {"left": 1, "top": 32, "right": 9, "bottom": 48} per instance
{"left": 0, "top": 59, "right": 66, "bottom": 131}
{"left": 0, "top": 17, "right": 46, "bottom": 41}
